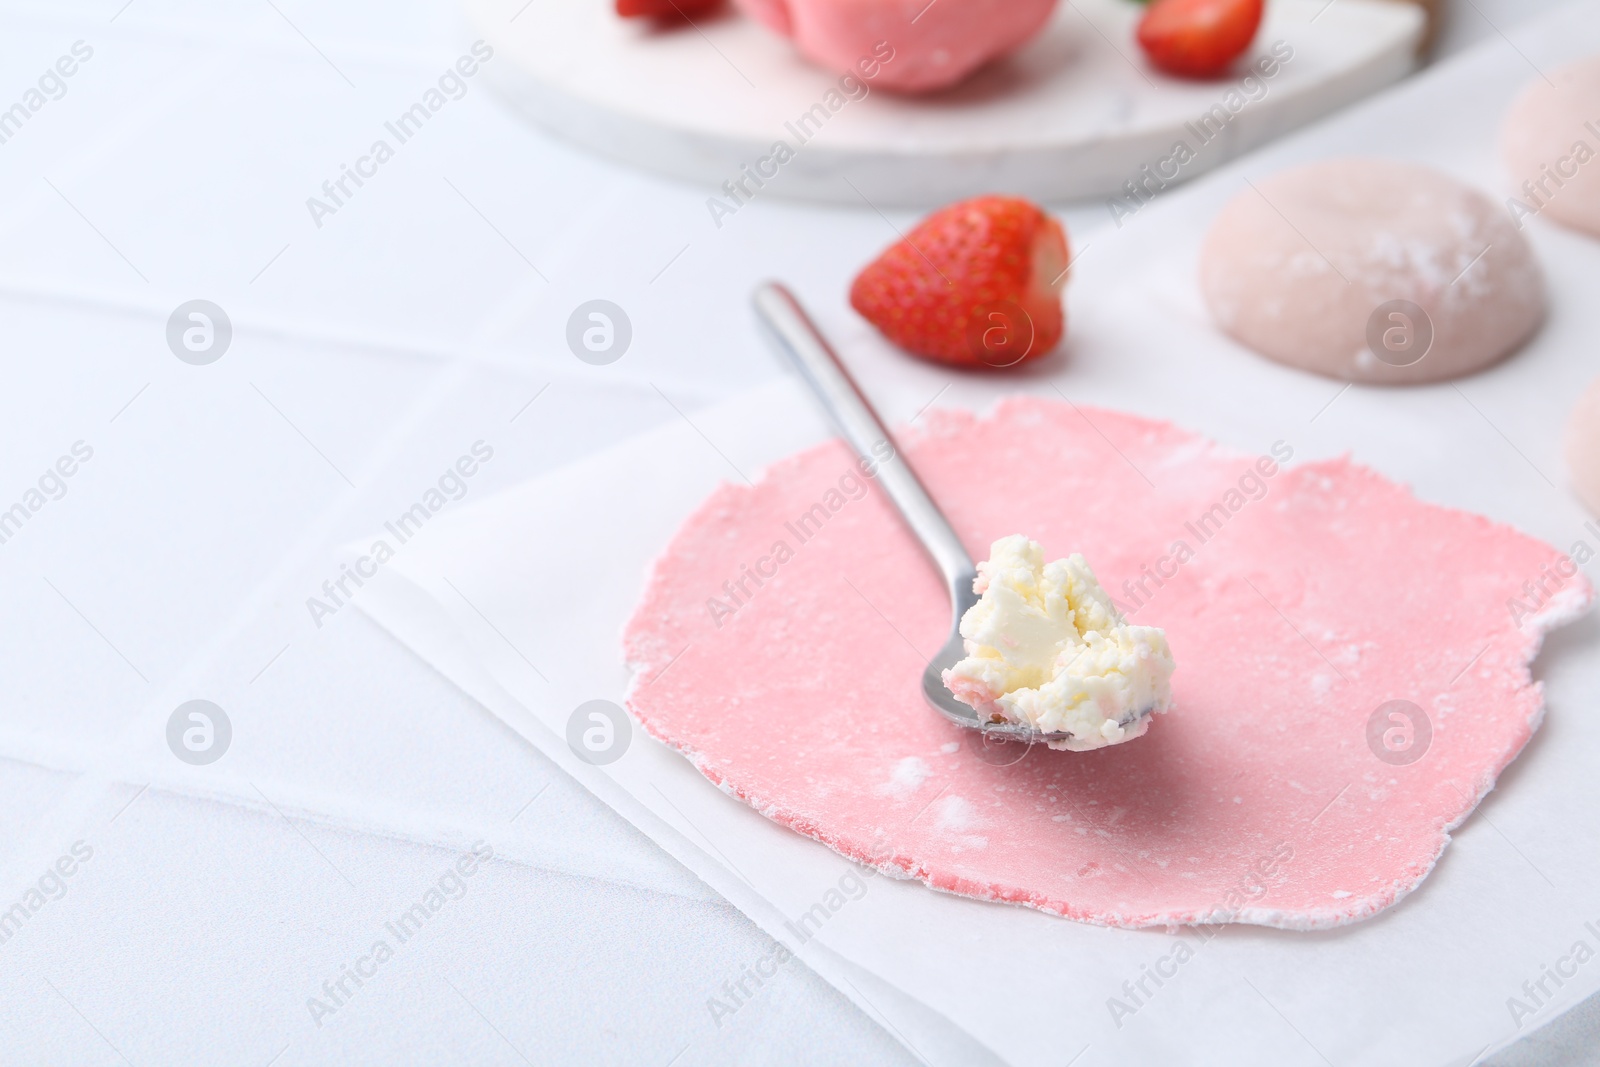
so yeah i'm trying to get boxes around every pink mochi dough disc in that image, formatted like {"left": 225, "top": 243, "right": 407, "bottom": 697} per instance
{"left": 730, "top": 0, "right": 1059, "bottom": 93}
{"left": 1502, "top": 55, "right": 1600, "bottom": 239}
{"left": 1199, "top": 158, "right": 1545, "bottom": 385}
{"left": 623, "top": 398, "right": 1591, "bottom": 929}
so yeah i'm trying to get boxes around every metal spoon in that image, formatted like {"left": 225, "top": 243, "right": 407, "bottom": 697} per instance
{"left": 752, "top": 282, "right": 1076, "bottom": 746}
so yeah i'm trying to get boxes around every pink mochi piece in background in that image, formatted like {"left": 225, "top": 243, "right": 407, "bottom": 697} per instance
{"left": 731, "top": 0, "right": 1060, "bottom": 93}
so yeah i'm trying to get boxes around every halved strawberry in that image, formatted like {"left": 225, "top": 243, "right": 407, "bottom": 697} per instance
{"left": 616, "top": 0, "right": 723, "bottom": 19}
{"left": 849, "top": 195, "right": 1069, "bottom": 369}
{"left": 1137, "top": 0, "right": 1264, "bottom": 79}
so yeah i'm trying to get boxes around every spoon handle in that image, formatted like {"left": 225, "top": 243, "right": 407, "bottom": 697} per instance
{"left": 753, "top": 283, "right": 976, "bottom": 596}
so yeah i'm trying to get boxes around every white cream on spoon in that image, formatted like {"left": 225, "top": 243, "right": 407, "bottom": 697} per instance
{"left": 943, "top": 536, "right": 1175, "bottom": 751}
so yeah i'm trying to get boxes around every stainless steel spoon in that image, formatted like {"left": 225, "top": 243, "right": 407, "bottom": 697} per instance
{"left": 752, "top": 282, "right": 1075, "bottom": 746}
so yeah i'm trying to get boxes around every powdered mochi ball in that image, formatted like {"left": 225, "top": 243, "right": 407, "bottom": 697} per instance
{"left": 1199, "top": 158, "right": 1545, "bottom": 384}
{"left": 1566, "top": 375, "right": 1600, "bottom": 517}
{"left": 1502, "top": 56, "right": 1600, "bottom": 238}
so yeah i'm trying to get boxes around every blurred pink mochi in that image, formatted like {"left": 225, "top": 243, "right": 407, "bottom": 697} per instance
{"left": 734, "top": 0, "right": 1059, "bottom": 93}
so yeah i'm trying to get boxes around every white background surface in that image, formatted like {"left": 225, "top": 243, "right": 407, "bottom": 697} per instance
{"left": 0, "top": 1, "right": 1590, "bottom": 1065}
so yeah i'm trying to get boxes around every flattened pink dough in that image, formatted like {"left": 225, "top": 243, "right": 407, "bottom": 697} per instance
{"left": 624, "top": 399, "right": 1590, "bottom": 929}
{"left": 731, "top": 0, "right": 1059, "bottom": 93}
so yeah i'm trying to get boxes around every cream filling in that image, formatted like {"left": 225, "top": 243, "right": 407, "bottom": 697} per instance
{"left": 942, "top": 536, "right": 1175, "bottom": 751}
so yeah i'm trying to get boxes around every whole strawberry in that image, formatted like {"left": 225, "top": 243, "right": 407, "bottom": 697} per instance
{"left": 850, "top": 195, "right": 1069, "bottom": 368}
{"left": 1137, "top": 0, "right": 1264, "bottom": 79}
{"left": 616, "top": 0, "right": 722, "bottom": 19}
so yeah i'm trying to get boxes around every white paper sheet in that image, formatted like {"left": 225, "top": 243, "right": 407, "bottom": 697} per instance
{"left": 358, "top": 4, "right": 1600, "bottom": 1064}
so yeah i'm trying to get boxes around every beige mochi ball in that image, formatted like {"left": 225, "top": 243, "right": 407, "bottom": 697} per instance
{"left": 1502, "top": 55, "right": 1600, "bottom": 238}
{"left": 1199, "top": 158, "right": 1545, "bottom": 384}
{"left": 1567, "top": 375, "right": 1600, "bottom": 518}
